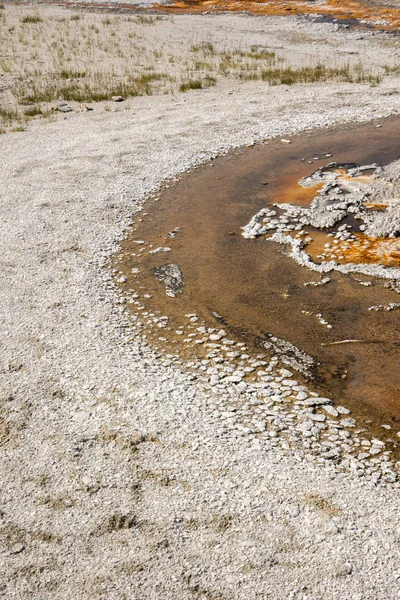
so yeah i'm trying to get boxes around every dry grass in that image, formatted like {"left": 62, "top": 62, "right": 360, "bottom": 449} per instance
{"left": 0, "top": 4, "right": 394, "bottom": 132}
{"left": 180, "top": 75, "right": 216, "bottom": 92}
{"left": 21, "top": 14, "right": 42, "bottom": 24}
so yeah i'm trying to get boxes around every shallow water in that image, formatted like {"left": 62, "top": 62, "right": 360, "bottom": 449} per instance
{"left": 115, "top": 116, "right": 400, "bottom": 441}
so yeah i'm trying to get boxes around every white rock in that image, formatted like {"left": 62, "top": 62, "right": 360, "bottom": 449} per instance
{"left": 225, "top": 375, "right": 242, "bottom": 383}
{"left": 209, "top": 333, "right": 222, "bottom": 341}
{"left": 236, "top": 381, "right": 248, "bottom": 393}
{"left": 149, "top": 247, "right": 171, "bottom": 254}
{"left": 341, "top": 418, "right": 356, "bottom": 428}
{"left": 337, "top": 405, "right": 351, "bottom": 415}
{"left": 310, "top": 413, "right": 326, "bottom": 422}
{"left": 358, "top": 452, "right": 370, "bottom": 460}
{"left": 322, "top": 405, "right": 339, "bottom": 417}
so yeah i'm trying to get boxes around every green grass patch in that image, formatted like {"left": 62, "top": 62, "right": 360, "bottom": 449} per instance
{"left": 237, "top": 63, "right": 382, "bottom": 86}
{"left": 180, "top": 79, "right": 202, "bottom": 92}
{"left": 23, "top": 104, "right": 43, "bottom": 117}
{"left": 248, "top": 47, "right": 276, "bottom": 61}
{"left": 21, "top": 14, "right": 42, "bottom": 24}
{"left": 0, "top": 108, "right": 19, "bottom": 122}
{"left": 191, "top": 41, "right": 215, "bottom": 54}
{"left": 60, "top": 69, "right": 86, "bottom": 79}
{"left": 383, "top": 65, "right": 400, "bottom": 76}
{"left": 133, "top": 15, "right": 162, "bottom": 25}
{"left": 19, "top": 71, "right": 172, "bottom": 103}
{"left": 179, "top": 75, "right": 216, "bottom": 92}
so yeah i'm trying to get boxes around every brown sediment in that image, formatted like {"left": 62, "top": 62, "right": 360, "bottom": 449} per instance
{"left": 302, "top": 229, "right": 330, "bottom": 263}
{"left": 153, "top": 0, "right": 400, "bottom": 32}
{"left": 115, "top": 116, "right": 400, "bottom": 446}
{"left": 276, "top": 181, "right": 324, "bottom": 207}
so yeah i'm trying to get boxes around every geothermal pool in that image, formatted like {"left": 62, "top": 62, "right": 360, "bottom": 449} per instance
{"left": 114, "top": 116, "right": 400, "bottom": 448}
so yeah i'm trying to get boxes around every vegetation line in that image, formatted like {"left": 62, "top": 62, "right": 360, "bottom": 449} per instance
{"left": 0, "top": 5, "right": 396, "bottom": 133}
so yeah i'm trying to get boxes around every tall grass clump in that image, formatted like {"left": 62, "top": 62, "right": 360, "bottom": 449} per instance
{"left": 0, "top": 108, "right": 19, "bottom": 122}
{"left": 18, "top": 71, "right": 172, "bottom": 104}
{"left": 21, "top": 14, "right": 42, "bottom": 24}
{"left": 179, "top": 75, "right": 216, "bottom": 92}
{"left": 241, "top": 62, "right": 384, "bottom": 86}
{"left": 23, "top": 104, "right": 43, "bottom": 117}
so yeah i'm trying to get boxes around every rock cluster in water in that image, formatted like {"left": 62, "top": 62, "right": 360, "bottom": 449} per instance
{"left": 111, "top": 264, "right": 400, "bottom": 484}
{"left": 152, "top": 263, "right": 184, "bottom": 297}
{"left": 242, "top": 159, "right": 400, "bottom": 279}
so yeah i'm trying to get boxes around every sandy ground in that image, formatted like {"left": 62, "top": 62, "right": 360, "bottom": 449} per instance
{"left": 1, "top": 7, "right": 400, "bottom": 600}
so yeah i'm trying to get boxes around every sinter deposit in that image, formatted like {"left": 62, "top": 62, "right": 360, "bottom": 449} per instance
{"left": 242, "top": 159, "right": 400, "bottom": 278}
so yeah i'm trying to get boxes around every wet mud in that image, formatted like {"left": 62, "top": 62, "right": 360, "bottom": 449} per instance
{"left": 114, "top": 116, "right": 400, "bottom": 443}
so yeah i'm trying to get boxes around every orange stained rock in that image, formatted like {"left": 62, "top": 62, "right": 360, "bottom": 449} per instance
{"left": 335, "top": 171, "right": 374, "bottom": 183}
{"left": 323, "top": 233, "right": 400, "bottom": 266}
{"left": 334, "top": 171, "right": 375, "bottom": 194}
{"left": 277, "top": 170, "right": 373, "bottom": 208}
{"left": 153, "top": 0, "right": 400, "bottom": 31}
{"left": 364, "top": 203, "right": 391, "bottom": 210}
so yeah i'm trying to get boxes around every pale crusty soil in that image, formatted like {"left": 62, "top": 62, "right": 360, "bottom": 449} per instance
{"left": 1, "top": 7, "right": 400, "bottom": 600}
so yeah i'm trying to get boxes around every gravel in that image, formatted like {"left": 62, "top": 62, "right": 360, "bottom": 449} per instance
{"left": 1, "top": 11, "right": 400, "bottom": 600}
